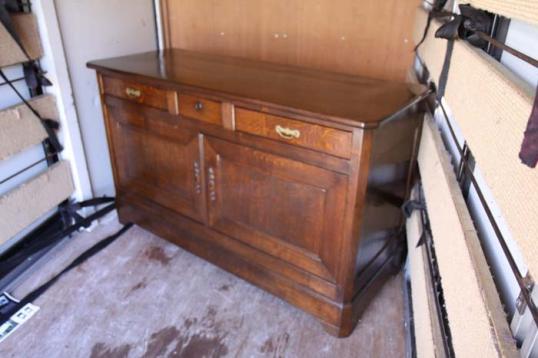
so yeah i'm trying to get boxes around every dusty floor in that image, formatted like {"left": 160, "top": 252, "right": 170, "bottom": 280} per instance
{"left": 0, "top": 216, "right": 407, "bottom": 358}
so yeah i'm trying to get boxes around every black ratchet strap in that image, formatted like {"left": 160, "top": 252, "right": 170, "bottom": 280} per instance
{"left": 0, "top": 2, "right": 59, "bottom": 152}
{"left": 433, "top": 5, "right": 494, "bottom": 99}
{"left": 414, "top": 0, "right": 449, "bottom": 52}
{"left": 0, "top": 69, "right": 63, "bottom": 153}
{"left": 0, "top": 223, "right": 133, "bottom": 324}
{"left": 0, "top": 197, "right": 116, "bottom": 275}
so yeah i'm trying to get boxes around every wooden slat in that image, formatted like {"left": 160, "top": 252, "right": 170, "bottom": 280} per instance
{"left": 406, "top": 187, "right": 439, "bottom": 358}
{"left": 418, "top": 116, "right": 518, "bottom": 357}
{"left": 466, "top": 0, "right": 538, "bottom": 25}
{"left": 160, "top": 0, "right": 420, "bottom": 81}
{"left": 0, "top": 161, "right": 73, "bottom": 245}
{"left": 0, "top": 95, "right": 58, "bottom": 161}
{"left": 0, "top": 13, "right": 43, "bottom": 67}
{"left": 444, "top": 39, "right": 538, "bottom": 277}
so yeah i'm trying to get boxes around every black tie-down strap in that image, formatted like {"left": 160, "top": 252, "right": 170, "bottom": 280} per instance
{"left": 402, "top": 199, "right": 425, "bottom": 219}
{"left": 23, "top": 62, "right": 53, "bottom": 92}
{"left": 433, "top": 5, "right": 494, "bottom": 99}
{"left": 0, "top": 223, "right": 133, "bottom": 325}
{"left": 0, "top": 1, "right": 53, "bottom": 89}
{"left": 433, "top": 6, "right": 538, "bottom": 169}
{"left": 0, "top": 2, "right": 59, "bottom": 152}
{"left": 0, "top": 197, "right": 117, "bottom": 275}
{"left": 415, "top": 4, "right": 495, "bottom": 100}
{"left": 414, "top": 0, "right": 449, "bottom": 52}
{"left": 402, "top": 192, "right": 431, "bottom": 248}
{"left": 59, "top": 197, "right": 116, "bottom": 228}
{"left": 0, "top": 69, "right": 62, "bottom": 153}
{"left": 519, "top": 86, "right": 538, "bottom": 168}
{"left": 436, "top": 5, "right": 493, "bottom": 48}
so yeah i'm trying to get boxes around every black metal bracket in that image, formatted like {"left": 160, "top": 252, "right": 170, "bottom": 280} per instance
{"left": 0, "top": 197, "right": 116, "bottom": 279}
{"left": 402, "top": 199, "right": 426, "bottom": 219}
{"left": 434, "top": 4, "right": 538, "bottom": 68}
{"left": 516, "top": 274, "right": 536, "bottom": 315}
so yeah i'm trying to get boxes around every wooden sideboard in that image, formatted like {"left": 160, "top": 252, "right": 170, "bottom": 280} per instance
{"left": 88, "top": 49, "right": 422, "bottom": 337}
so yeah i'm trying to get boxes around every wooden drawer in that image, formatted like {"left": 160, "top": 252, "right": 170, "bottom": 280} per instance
{"left": 101, "top": 76, "right": 178, "bottom": 114}
{"left": 178, "top": 94, "right": 222, "bottom": 126}
{"left": 235, "top": 108, "right": 353, "bottom": 158}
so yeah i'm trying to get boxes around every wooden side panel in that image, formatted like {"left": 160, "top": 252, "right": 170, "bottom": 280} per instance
{"left": 0, "top": 161, "right": 74, "bottom": 244}
{"left": 418, "top": 117, "right": 518, "bottom": 358}
{"left": 0, "top": 95, "right": 58, "bottom": 161}
{"left": 160, "top": 0, "right": 420, "bottom": 81}
{"left": 355, "top": 113, "right": 422, "bottom": 281}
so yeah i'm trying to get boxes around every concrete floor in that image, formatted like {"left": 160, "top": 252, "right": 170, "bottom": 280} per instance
{"left": 0, "top": 216, "right": 407, "bottom": 358}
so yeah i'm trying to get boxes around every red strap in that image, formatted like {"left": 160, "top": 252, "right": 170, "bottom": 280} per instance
{"left": 520, "top": 86, "right": 538, "bottom": 168}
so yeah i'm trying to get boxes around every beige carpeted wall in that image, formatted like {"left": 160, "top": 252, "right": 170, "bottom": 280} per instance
{"left": 444, "top": 40, "right": 537, "bottom": 274}
{"left": 410, "top": 3, "right": 537, "bottom": 356}
{"left": 414, "top": 4, "right": 537, "bottom": 276}
{"left": 0, "top": 13, "right": 42, "bottom": 67}
{"left": 408, "top": 116, "right": 517, "bottom": 357}
{"left": 0, "top": 13, "right": 74, "bottom": 245}
{"left": 468, "top": 0, "right": 538, "bottom": 25}
{"left": 0, "top": 95, "right": 58, "bottom": 160}
{"left": 0, "top": 162, "right": 74, "bottom": 243}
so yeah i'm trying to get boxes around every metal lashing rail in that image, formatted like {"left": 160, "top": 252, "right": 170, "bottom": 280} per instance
{"left": 432, "top": 97, "right": 538, "bottom": 327}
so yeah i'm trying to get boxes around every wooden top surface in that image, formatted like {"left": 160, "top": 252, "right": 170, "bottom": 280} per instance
{"left": 88, "top": 49, "right": 416, "bottom": 128}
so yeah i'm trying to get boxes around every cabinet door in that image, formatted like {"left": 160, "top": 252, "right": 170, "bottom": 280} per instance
{"left": 204, "top": 136, "right": 348, "bottom": 282}
{"left": 106, "top": 101, "right": 206, "bottom": 223}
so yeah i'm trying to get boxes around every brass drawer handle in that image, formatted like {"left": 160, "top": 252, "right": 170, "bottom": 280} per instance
{"left": 125, "top": 87, "right": 142, "bottom": 98}
{"left": 275, "top": 125, "right": 300, "bottom": 140}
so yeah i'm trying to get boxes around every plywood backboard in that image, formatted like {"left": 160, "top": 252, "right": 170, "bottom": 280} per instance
{"left": 160, "top": 0, "right": 421, "bottom": 81}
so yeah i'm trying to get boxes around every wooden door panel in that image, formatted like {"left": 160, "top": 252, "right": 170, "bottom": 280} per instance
{"left": 107, "top": 103, "right": 205, "bottom": 223}
{"left": 220, "top": 164, "right": 326, "bottom": 252}
{"left": 204, "top": 136, "right": 348, "bottom": 282}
